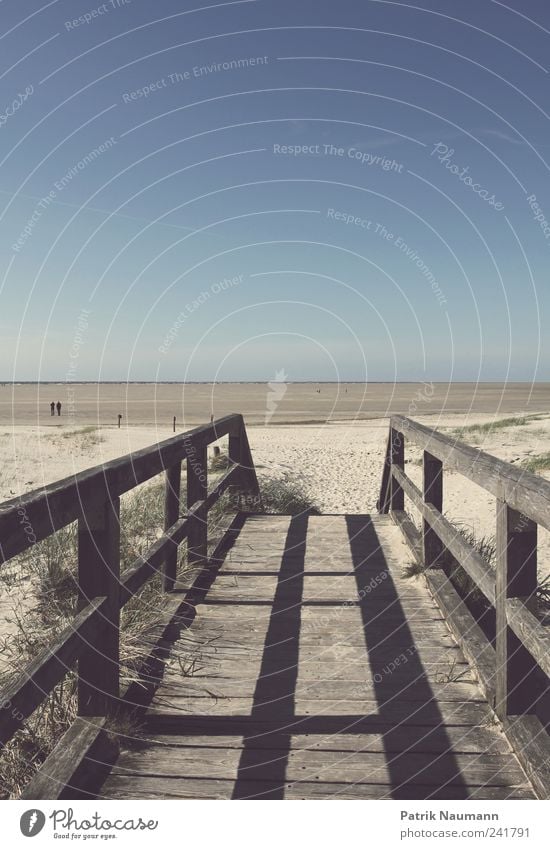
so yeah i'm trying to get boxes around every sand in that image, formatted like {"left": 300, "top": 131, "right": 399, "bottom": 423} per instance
{"left": 1, "top": 390, "right": 550, "bottom": 649}
{"left": 1, "top": 411, "right": 549, "bottom": 564}
{"left": 1, "top": 381, "right": 548, "bottom": 426}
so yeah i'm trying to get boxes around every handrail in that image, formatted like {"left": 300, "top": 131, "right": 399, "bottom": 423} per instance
{"left": 378, "top": 415, "right": 550, "bottom": 749}
{"left": 383, "top": 415, "right": 550, "bottom": 532}
{"left": 0, "top": 414, "right": 261, "bottom": 756}
{"left": 0, "top": 414, "right": 247, "bottom": 564}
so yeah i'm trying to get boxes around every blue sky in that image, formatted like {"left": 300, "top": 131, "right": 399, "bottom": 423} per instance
{"left": 0, "top": 0, "right": 549, "bottom": 381}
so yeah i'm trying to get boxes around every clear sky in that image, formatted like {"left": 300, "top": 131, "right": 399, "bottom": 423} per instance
{"left": 0, "top": 0, "right": 549, "bottom": 382}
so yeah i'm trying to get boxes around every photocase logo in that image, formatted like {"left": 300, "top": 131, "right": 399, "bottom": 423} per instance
{"left": 265, "top": 369, "right": 288, "bottom": 424}
{"left": 20, "top": 809, "right": 46, "bottom": 837}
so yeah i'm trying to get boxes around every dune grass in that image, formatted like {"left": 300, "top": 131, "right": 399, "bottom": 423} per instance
{"left": 521, "top": 453, "right": 550, "bottom": 474}
{"left": 449, "top": 416, "right": 528, "bottom": 440}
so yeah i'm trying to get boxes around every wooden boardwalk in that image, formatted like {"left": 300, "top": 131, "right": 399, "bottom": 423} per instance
{"left": 100, "top": 513, "right": 535, "bottom": 800}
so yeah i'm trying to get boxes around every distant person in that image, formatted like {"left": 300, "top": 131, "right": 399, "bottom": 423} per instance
{"left": 50, "top": 401, "right": 55, "bottom": 416}
{"left": 56, "top": 401, "right": 61, "bottom": 416}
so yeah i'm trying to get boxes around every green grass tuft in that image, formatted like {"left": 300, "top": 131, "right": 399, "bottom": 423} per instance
{"left": 260, "top": 474, "right": 320, "bottom": 515}
{"left": 450, "top": 416, "right": 528, "bottom": 440}
{"left": 521, "top": 453, "right": 550, "bottom": 474}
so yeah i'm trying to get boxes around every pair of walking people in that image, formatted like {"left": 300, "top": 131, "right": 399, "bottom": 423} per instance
{"left": 50, "top": 401, "right": 62, "bottom": 416}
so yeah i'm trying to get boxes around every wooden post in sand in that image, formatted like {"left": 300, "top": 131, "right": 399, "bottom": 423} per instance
{"left": 173, "top": 416, "right": 176, "bottom": 433}
{"left": 423, "top": 451, "right": 443, "bottom": 567}
{"left": 496, "top": 502, "right": 538, "bottom": 718}
{"left": 163, "top": 462, "right": 181, "bottom": 592}
{"left": 118, "top": 414, "right": 122, "bottom": 429}
{"left": 77, "top": 495, "right": 120, "bottom": 716}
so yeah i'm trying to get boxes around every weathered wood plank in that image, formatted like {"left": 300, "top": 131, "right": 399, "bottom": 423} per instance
{"left": 187, "top": 443, "right": 207, "bottom": 565}
{"left": 425, "top": 570, "right": 496, "bottom": 709}
{"left": 21, "top": 717, "right": 116, "bottom": 800}
{"left": 77, "top": 497, "right": 120, "bottom": 717}
{"left": 423, "top": 451, "right": 444, "bottom": 567}
{"left": 152, "top": 679, "right": 482, "bottom": 702}
{"left": 390, "top": 428, "right": 405, "bottom": 512}
{"left": 0, "top": 597, "right": 106, "bottom": 745}
{"left": 161, "top": 649, "right": 468, "bottom": 673}
{"left": 146, "top": 697, "right": 493, "bottom": 724}
{"left": 506, "top": 598, "right": 550, "bottom": 679}
{"left": 123, "top": 725, "right": 513, "bottom": 754}
{"left": 496, "top": 502, "right": 539, "bottom": 718}
{"left": 502, "top": 715, "right": 550, "bottom": 800}
{"left": 108, "top": 745, "right": 527, "bottom": 786}
{"left": 163, "top": 462, "right": 181, "bottom": 592}
{"left": 390, "top": 508, "right": 423, "bottom": 565}
{"left": 101, "top": 774, "right": 535, "bottom": 800}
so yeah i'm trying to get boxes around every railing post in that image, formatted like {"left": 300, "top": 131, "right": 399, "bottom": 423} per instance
{"left": 423, "top": 451, "right": 443, "bottom": 567}
{"left": 163, "top": 462, "right": 181, "bottom": 591}
{"left": 228, "top": 417, "right": 261, "bottom": 511}
{"left": 496, "top": 500, "right": 538, "bottom": 719}
{"left": 390, "top": 428, "right": 404, "bottom": 512}
{"left": 77, "top": 494, "right": 120, "bottom": 717}
{"left": 187, "top": 442, "right": 208, "bottom": 564}
{"left": 378, "top": 429, "right": 393, "bottom": 513}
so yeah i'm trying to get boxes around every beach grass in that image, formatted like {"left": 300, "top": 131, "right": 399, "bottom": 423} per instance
{"left": 449, "top": 416, "right": 529, "bottom": 439}
{"left": 521, "top": 453, "right": 550, "bottom": 474}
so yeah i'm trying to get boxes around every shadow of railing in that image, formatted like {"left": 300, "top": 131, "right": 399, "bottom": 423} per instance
{"left": 345, "top": 514, "right": 468, "bottom": 798}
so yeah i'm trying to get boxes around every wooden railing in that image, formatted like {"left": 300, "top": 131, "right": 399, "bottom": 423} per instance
{"left": 378, "top": 415, "right": 550, "bottom": 797}
{"left": 0, "top": 414, "right": 260, "bottom": 775}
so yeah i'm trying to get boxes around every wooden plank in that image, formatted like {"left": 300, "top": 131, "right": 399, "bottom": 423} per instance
{"left": 119, "top": 516, "right": 189, "bottom": 605}
{"left": 377, "top": 428, "right": 393, "bottom": 513}
{"left": 496, "top": 502, "right": 539, "bottom": 718}
{"left": 0, "top": 597, "right": 106, "bottom": 745}
{"left": 165, "top": 661, "right": 472, "bottom": 683}
{"left": 107, "top": 745, "right": 528, "bottom": 786}
{"left": 390, "top": 428, "right": 405, "bottom": 512}
{"left": 425, "top": 570, "right": 497, "bottom": 709}
{"left": 184, "top": 586, "right": 440, "bottom": 607}
{"left": 187, "top": 444, "right": 207, "bottom": 565}
{"left": 152, "top": 678, "right": 482, "bottom": 702}
{"left": 423, "top": 451, "right": 443, "bottom": 567}
{"left": 121, "top": 725, "right": 513, "bottom": 754}
{"left": 502, "top": 715, "right": 550, "bottom": 800}
{"left": 21, "top": 717, "right": 116, "bottom": 800}
{"left": 146, "top": 697, "right": 493, "bottom": 724}
{"left": 391, "top": 509, "right": 423, "bottom": 565}
{"left": 101, "top": 774, "right": 535, "bottom": 800}
{"left": 506, "top": 597, "right": 550, "bottom": 679}
{"left": 77, "top": 497, "right": 120, "bottom": 717}
{"left": 163, "top": 462, "right": 181, "bottom": 592}
{"left": 229, "top": 420, "right": 262, "bottom": 508}
{"left": 391, "top": 415, "right": 550, "bottom": 533}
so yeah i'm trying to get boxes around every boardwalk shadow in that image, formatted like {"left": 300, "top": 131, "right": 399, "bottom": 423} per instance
{"left": 345, "top": 515, "right": 469, "bottom": 798}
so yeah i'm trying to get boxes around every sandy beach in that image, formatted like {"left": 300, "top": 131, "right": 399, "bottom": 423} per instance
{"left": 1, "top": 391, "right": 549, "bottom": 576}
{"left": 3, "top": 404, "right": 549, "bottom": 675}
{"left": 1, "top": 384, "right": 549, "bottom": 649}
{"left": 1, "top": 381, "right": 548, "bottom": 427}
